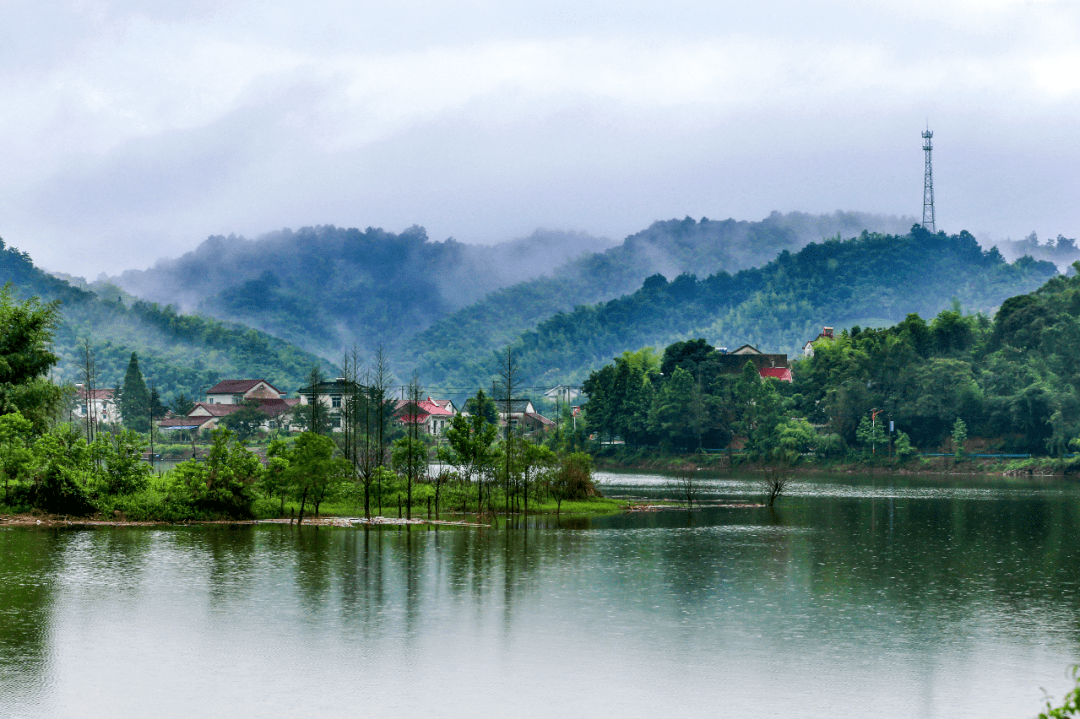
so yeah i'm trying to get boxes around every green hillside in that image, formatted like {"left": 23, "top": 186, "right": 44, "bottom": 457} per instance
{"left": 109, "top": 212, "right": 912, "bottom": 363}
{"left": 0, "top": 238, "right": 329, "bottom": 401}
{"left": 400, "top": 212, "right": 914, "bottom": 375}
{"left": 111, "top": 225, "right": 615, "bottom": 359}
{"left": 791, "top": 265, "right": 1080, "bottom": 453}
{"left": 415, "top": 227, "right": 1059, "bottom": 394}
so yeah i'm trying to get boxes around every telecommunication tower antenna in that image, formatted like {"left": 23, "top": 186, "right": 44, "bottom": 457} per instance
{"left": 921, "top": 125, "right": 936, "bottom": 233}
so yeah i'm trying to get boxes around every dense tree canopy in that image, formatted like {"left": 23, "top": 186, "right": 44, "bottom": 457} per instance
{"left": 587, "top": 265, "right": 1080, "bottom": 458}
{"left": 418, "top": 226, "right": 1058, "bottom": 394}
{"left": 0, "top": 285, "right": 64, "bottom": 432}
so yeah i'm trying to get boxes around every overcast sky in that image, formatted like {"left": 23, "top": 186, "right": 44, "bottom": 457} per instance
{"left": 3, "top": 0, "right": 1078, "bottom": 276}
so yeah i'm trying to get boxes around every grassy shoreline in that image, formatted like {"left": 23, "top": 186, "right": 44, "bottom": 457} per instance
{"left": 0, "top": 495, "right": 627, "bottom": 528}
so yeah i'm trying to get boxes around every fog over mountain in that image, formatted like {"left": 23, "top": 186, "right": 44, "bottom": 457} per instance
{"left": 104, "top": 210, "right": 915, "bottom": 362}
{"left": 111, "top": 226, "right": 616, "bottom": 314}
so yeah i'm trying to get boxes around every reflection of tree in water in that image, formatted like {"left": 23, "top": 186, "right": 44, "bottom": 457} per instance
{"left": 0, "top": 529, "right": 74, "bottom": 710}
{"left": 801, "top": 493, "right": 1080, "bottom": 644}
{"left": 444, "top": 528, "right": 499, "bottom": 606}
{"left": 292, "top": 526, "right": 335, "bottom": 609}
{"left": 185, "top": 526, "right": 259, "bottom": 608}
{"left": 339, "top": 528, "right": 387, "bottom": 636}
{"left": 397, "top": 525, "right": 427, "bottom": 638}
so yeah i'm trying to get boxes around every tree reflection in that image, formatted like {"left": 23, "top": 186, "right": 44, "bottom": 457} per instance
{"left": 0, "top": 528, "right": 73, "bottom": 711}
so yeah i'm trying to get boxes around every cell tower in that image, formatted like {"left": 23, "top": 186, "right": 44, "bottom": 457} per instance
{"left": 921, "top": 125, "right": 936, "bottom": 233}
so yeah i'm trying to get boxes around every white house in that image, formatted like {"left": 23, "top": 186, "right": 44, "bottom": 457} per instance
{"left": 72, "top": 385, "right": 119, "bottom": 425}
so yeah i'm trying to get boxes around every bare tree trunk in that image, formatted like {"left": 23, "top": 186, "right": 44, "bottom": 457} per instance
{"left": 374, "top": 346, "right": 392, "bottom": 518}
{"left": 297, "top": 487, "right": 308, "bottom": 526}
{"left": 79, "top": 338, "right": 96, "bottom": 443}
{"left": 497, "top": 349, "right": 520, "bottom": 517}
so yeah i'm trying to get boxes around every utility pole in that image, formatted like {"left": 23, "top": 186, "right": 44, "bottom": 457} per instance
{"left": 871, "top": 408, "right": 884, "bottom": 455}
{"left": 148, "top": 380, "right": 156, "bottom": 473}
{"left": 922, "top": 124, "right": 936, "bottom": 233}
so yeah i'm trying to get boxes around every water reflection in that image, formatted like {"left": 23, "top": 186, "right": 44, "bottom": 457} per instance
{"left": 0, "top": 528, "right": 71, "bottom": 709}
{"left": 2, "top": 472, "right": 1079, "bottom": 718}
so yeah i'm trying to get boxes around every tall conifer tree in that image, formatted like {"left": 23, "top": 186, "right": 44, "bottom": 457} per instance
{"left": 120, "top": 352, "right": 150, "bottom": 432}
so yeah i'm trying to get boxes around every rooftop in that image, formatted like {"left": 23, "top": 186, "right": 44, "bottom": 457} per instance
{"left": 206, "top": 379, "right": 283, "bottom": 396}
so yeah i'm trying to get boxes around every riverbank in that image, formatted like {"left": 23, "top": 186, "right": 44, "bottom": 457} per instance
{"left": 592, "top": 450, "right": 1080, "bottom": 478}
{"left": 0, "top": 496, "right": 628, "bottom": 528}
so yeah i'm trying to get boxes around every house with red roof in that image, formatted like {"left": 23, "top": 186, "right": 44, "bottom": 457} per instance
{"left": 714, "top": 345, "right": 793, "bottom": 383}
{"left": 394, "top": 397, "right": 458, "bottom": 436}
{"left": 759, "top": 367, "right": 793, "bottom": 383}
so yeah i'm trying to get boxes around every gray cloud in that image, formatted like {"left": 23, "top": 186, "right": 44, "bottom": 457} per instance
{"left": 2, "top": 0, "right": 1078, "bottom": 275}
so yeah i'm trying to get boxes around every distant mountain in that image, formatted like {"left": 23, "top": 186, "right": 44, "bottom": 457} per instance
{"left": 414, "top": 227, "right": 1059, "bottom": 396}
{"left": 400, "top": 211, "right": 916, "bottom": 380}
{"left": 0, "top": 238, "right": 329, "bottom": 402}
{"left": 109, "top": 226, "right": 615, "bottom": 360}
{"left": 106, "top": 211, "right": 913, "bottom": 364}
{"left": 984, "top": 231, "right": 1080, "bottom": 272}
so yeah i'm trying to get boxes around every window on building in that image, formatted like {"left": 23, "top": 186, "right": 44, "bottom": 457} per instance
{"left": 331, "top": 396, "right": 342, "bottom": 408}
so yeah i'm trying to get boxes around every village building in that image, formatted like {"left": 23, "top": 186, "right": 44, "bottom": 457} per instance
{"left": 296, "top": 377, "right": 363, "bottom": 431}
{"left": 802, "top": 327, "right": 835, "bottom": 357}
{"left": 72, "top": 384, "right": 119, "bottom": 426}
{"left": 715, "top": 344, "right": 793, "bottom": 382}
{"left": 394, "top": 397, "right": 458, "bottom": 436}
{"left": 543, "top": 384, "right": 584, "bottom": 406}
{"left": 204, "top": 379, "right": 286, "bottom": 404}
{"left": 158, "top": 378, "right": 299, "bottom": 433}
{"left": 496, "top": 398, "right": 556, "bottom": 433}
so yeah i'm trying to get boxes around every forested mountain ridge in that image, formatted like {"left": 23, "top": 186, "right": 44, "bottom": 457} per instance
{"left": 415, "top": 227, "right": 1059, "bottom": 394}
{"left": 106, "top": 211, "right": 913, "bottom": 362}
{"left": 109, "top": 225, "right": 615, "bottom": 359}
{"left": 0, "top": 238, "right": 329, "bottom": 402}
{"left": 580, "top": 264, "right": 1080, "bottom": 456}
{"left": 398, "top": 211, "right": 915, "bottom": 372}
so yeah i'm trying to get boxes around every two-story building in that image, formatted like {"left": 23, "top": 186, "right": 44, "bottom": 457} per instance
{"left": 495, "top": 398, "right": 556, "bottom": 434}
{"left": 72, "top": 385, "right": 119, "bottom": 426}
{"left": 204, "top": 379, "right": 287, "bottom": 404}
{"left": 296, "top": 377, "right": 361, "bottom": 432}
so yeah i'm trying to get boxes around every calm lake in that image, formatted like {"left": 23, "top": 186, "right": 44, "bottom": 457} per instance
{"left": 2, "top": 471, "right": 1079, "bottom": 718}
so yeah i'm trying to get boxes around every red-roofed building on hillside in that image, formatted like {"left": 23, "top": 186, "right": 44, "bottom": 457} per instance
{"left": 72, "top": 384, "right": 119, "bottom": 426}
{"left": 713, "top": 344, "right": 793, "bottom": 383}
{"left": 758, "top": 367, "right": 793, "bottom": 383}
{"left": 394, "top": 397, "right": 458, "bottom": 436}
